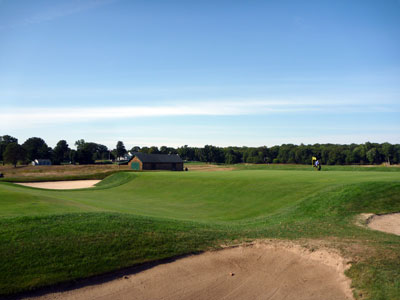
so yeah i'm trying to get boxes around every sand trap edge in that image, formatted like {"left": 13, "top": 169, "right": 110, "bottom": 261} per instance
{"left": 358, "top": 212, "right": 400, "bottom": 236}
{"left": 20, "top": 239, "right": 355, "bottom": 300}
{"left": 14, "top": 180, "right": 101, "bottom": 190}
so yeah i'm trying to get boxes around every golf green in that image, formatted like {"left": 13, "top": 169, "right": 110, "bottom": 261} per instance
{"left": 1, "top": 169, "right": 399, "bottom": 298}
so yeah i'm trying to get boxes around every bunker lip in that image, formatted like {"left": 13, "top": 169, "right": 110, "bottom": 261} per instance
{"left": 360, "top": 212, "right": 400, "bottom": 236}
{"left": 20, "top": 240, "right": 354, "bottom": 300}
{"left": 14, "top": 180, "right": 101, "bottom": 190}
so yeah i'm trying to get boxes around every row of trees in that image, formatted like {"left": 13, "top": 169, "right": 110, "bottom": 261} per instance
{"left": 1, "top": 134, "right": 399, "bottom": 166}
{"left": 163, "top": 143, "right": 400, "bottom": 165}
{"left": 0, "top": 135, "right": 129, "bottom": 167}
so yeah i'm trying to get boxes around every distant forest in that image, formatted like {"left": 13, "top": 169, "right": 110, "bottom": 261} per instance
{"left": 1, "top": 134, "right": 399, "bottom": 166}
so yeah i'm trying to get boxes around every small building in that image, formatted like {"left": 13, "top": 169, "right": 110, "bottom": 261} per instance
{"left": 32, "top": 159, "right": 52, "bottom": 166}
{"left": 128, "top": 153, "right": 183, "bottom": 171}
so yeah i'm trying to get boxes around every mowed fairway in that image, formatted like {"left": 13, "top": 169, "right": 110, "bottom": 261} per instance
{"left": 1, "top": 168, "right": 400, "bottom": 299}
{"left": 2, "top": 170, "right": 399, "bottom": 220}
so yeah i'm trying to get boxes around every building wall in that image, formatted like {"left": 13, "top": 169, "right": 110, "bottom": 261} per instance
{"left": 128, "top": 157, "right": 183, "bottom": 171}
{"left": 128, "top": 156, "right": 143, "bottom": 170}
{"left": 32, "top": 160, "right": 52, "bottom": 166}
{"left": 142, "top": 162, "right": 183, "bottom": 171}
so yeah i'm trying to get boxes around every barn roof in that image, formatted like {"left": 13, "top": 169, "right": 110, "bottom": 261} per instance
{"left": 131, "top": 152, "right": 183, "bottom": 163}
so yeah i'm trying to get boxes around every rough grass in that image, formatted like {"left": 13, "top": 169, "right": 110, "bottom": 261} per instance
{"left": 0, "top": 164, "right": 130, "bottom": 182}
{"left": 0, "top": 169, "right": 400, "bottom": 299}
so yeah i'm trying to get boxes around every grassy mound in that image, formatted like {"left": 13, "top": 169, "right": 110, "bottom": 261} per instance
{"left": 0, "top": 170, "right": 399, "bottom": 298}
{"left": 0, "top": 213, "right": 230, "bottom": 295}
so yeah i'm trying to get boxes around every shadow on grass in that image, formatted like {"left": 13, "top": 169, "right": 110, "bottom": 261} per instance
{"left": 5, "top": 251, "right": 202, "bottom": 300}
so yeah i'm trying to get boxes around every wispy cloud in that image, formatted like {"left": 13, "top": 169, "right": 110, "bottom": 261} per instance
{"left": 1, "top": 100, "right": 397, "bottom": 130}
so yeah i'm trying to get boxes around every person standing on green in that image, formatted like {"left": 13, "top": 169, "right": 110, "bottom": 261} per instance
{"left": 315, "top": 159, "right": 321, "bottom": 171}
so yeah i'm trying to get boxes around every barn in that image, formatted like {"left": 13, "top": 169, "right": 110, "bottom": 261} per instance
{"left": 128, "top": 153, "right": 184, "bottom": 171}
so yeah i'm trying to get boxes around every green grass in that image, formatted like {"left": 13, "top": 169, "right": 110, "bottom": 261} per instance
{"left": 233, "top": 163, "right": 400, "bottom": 172}
{"left": 0, "top": 169, "right": 400, "bottom": 299}
{"left": 0, "top": 213, "right": 231, "bottom": 295}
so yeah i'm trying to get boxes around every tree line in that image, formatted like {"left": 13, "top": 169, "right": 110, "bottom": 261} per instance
{"left": 0, "top": 136, "right": 128, "bottom": 167}
{"left": 173, "top": 143, "right": 400, "bottom": 165}
{"left": 0, "top": 134, "right": 399, "bottom": 167}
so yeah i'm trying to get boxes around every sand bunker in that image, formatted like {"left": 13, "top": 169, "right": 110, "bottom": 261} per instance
{"left": 23, "top": 241, "right": 353, "bottom": 300}
{"left": 362, "top": 213, "right": 400, "bottom": 236}
{"left": 16, "top": 180, "right": 101, "bottom": 190}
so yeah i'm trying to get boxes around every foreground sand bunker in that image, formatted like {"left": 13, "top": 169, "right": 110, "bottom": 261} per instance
{"left": 365, "top": 213, "right": 400, "bottom": 236}
{"left": 16, "top": 180, "right": 101, "bottom": 190}
{"left": 24, "top": 242, "right": 353, "bottom": 300}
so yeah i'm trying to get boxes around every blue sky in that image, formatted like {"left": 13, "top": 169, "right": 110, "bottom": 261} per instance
{"left": 0, "top": 0, "right": 399, "bottom": 149}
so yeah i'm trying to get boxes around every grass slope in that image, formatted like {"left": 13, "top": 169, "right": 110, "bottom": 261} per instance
{"left": 0, "top": 169, "right": 400, "bottom": 299}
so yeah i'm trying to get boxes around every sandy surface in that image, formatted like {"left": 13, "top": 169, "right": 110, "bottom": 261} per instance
{"left": 366, "top": 213, "right": 400, "bottom": 236}
{"left": 23, "top": 241, "right": 353, "bottom": 300}
{"left": 15, "top": 180, "right": 101, "bottom": 190}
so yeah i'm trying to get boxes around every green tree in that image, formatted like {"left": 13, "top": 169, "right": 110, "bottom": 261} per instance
{"left": 53, "top": 140, "right": 70, "bottom": 164}
{"left": 277, "top": 144, "right": 295, "bottom": 163}
{"left": 325, "top": 146, "right": 345, "bottom": 165}
{"left": 177, "top": 145, "right": 195, "bottom": 161}
{"left": 294, "top": 144, "right": 312, "bottom": 164}
{"left": 22, "top": 137, "right": 51, "bottom": 162}
{"left": 269, "top": 146, "right": 279, "bottom": 163}
{"left": 350, "top": 146, "right": 362, "bottom": 164}
{"left": 366, "top": 148, "right": 378, "bottom": 164}
{"left": 75, "top": 142, "right": 108, "bottom": 164}
{"left": 393, "top": 145, "right": 400, "bottom": 164}
{"left": 76, "top": 143, "right": 95, "bottom": 164}
{"left": 0, "top": 135, "right": 18, "bottom": 165}
{"left": 94, "top": 144, "right": 109, "bottom": 160}
{"left": 344, "top": 149, "right": 353, "bottom": 164}
{"left": 244, "top": 148, "right": 264, "bottom": 163}
{"left": 381, "top": 142, "right": 394, "bottom": 164}
{"left": 194, "top": 148, "right": 206, "bottom": 162}
{"left": 159, "top": 146, "right": 176, "bottom": 155}
{"left": 202, "top": 145, "right": 224, "bottom": 163}
{"left": 159, "top": 146, "right": 168, "bottom": 154}
{"left": 3, "top": 143, "right": 26, "bottom": 167}
{"left": 140, "top": 147, "right": 150, "bottom": 154}
{"left": 224, "top": 148, "right": 241, "bottom": 164}
{"left": 116, "top": 141, "right": 127, "bottom": 159}
{"left": 74, "top": 139, "right": 86, "bottom": 150}
{"left": 177, "top": 145, "right": 192, "bottom": 161}
{"left": 130, "top": 146, "right": 141, "bottom": 153}
{"left": 148, "top": 146, "right": 160, "bottom": 154}
{"left": 69, "top": 150, "right": 77, "bottom": 164}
